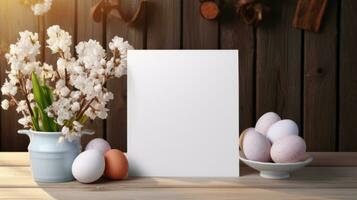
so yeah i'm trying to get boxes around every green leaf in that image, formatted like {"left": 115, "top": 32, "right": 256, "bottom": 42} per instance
{"left": 31, "top": 72, "right": 45, "bottom": 110}
{"left": 31, "top": 72, "right": 59, "bottom": 132}
{"left": 31, "top": 106, "right": 40, "bottom": 131}
{"left": 42, "top": 85, "right": 54, "bottom": 105}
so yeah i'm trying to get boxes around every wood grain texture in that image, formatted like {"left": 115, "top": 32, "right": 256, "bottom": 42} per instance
{"left": 146, "top": 0, "right": 181, "bottom": 49}
{"left": 256, "top": 0, "right": 302, "bottom": 129}
{"left": 0, "top": 152, "right": 357, "bottom": 200}
{"left": 0, "top": 188, "right": 356, "bottom": 200}
{"left": 303, "top": 0, "right": 337, "bottom": 151}
{"left": 339, "top": 0, "right": 357, "bottom": 152}
{"left": 3, "top": 152, "right": 357, "bottom": 167}
{"left": 44, "top": 0, "right": 76, "bottom": 66}
{"left": 106, "top": 0, "right": 146, "bottom": 151}
{"left": 77, "top": 0, "right": 105, "bottom": 146}
{"left": 182, "top": 0, "right": 218, "bottom": 48}
{"left": 220, "top": 0, "right": 255, "bottom": 132}
{"left": 0, "top": 1, "right": 38, "bottom": 151}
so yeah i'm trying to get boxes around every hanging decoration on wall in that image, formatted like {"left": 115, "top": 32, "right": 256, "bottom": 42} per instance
{"left": 91, "top": 0, "right": 146, "bottom": 26}
{"left": 235, "top": 0, "right": 270, "bottom": 26}
{"left": 199, "top": 0, "right": 269, "bottom": 24}
{"left": 200, "top": 0, "right": 220, "bottom": 20}
{"left": 293, "top": 0, "right": 327, "bottom": 32}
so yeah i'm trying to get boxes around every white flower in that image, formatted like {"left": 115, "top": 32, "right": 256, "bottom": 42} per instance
{"left": 84, "top": 108, "right": 96, "bottom": 120}
{"left": 1, "top": 80, "right": 17, "bottom": 96}
{"left": 5, "top": 31, "right": 40, "bottom": 73}
{"left": 61, "top": 126, "right": 70, "bottom": 135}
{"left": 2, "top": 25, "right": 134, "bottom": 140}
{"left": 73, "top": 121, "right": 83, "bottom": 131}
{"left": 1, "top": 99, "right": 9, "bottom": 110}
{"left": 27, "top": 93, "right": 34, "bottom": 101}
{"left": 94, "top": 84, "right": 102, "bottom": 93}
{"left": 109, "top": 36, "right": 133, "bottom": 52}
{"left": 59, "top": 86, "right": 70, "bottom": 97}
{"left": 70, "top": 91, "right": 81, "bottom": 99}
{"left": 46, "top": 25, "right": 72, "bottom": 58}
{"left": 18, "top": 116, "right": 32, "bottom": 127}
{"left": 41, "top": 63, "right": 56, "bottom": 80}
{"left": 25, "top": 79, "right": 33, "bottom": 91}
{"left": 23, "top": 62, "right": 40, "bottom": 75}
{"left": 31, "top": 0, "right": 52, "bottom": 16}
{"left": 103, "top": 92, "right": 114, "bottom": 102}
{"left": 76, "top": 39, "right": 105, "bottom": 69}
{"left": 16, "top": 100, "right": 27, "bottom": 113}
{"left": 71, "top": 102, "right": 80, "bottom": 112}
{"left": 108, "top": 36, "right": 133, "bottom": 78}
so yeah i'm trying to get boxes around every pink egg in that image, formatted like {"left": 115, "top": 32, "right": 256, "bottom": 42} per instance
{"left": 85, "top": 138, "right": 111, "bottom": 155}
{"left": 242, "top": 129, "right": 271, "bottom": 162}
{"left": 255, "top": 112, "right": 281, "bottom": 136}
{"left": 270, "top": 135, "right": 306, "bottom": 163}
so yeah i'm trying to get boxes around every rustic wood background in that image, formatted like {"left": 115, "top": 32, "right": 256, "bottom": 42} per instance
{"left": 0, "top": 0, "right": 356, "bottom": 152}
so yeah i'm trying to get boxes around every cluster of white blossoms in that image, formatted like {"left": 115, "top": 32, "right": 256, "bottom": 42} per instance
{"left": 1, "top": 25, "right": 133, "bottom": 141}
{"left": 31, "top": 0, "right": 53, "bottom": 16}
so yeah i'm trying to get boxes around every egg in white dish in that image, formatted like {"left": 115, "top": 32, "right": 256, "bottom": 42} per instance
{"left": 255, "top": 112, "right": 281, "bottom": 136}
{"left": 241, "top": 129, "right": 271, "bottom": 162}
{"left": 270, "top": 135, "right": 307, "bottom": 163}
{"left": 266, "top": 119, "right": 299, "bottom": 143}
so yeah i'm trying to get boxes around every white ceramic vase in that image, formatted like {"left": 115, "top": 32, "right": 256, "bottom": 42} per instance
{"left": 18, "top": 129, "right": 91, "bottom": 183}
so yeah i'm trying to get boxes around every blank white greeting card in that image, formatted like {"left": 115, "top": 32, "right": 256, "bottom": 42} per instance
{"left": 127, "top": 50, "right": 239, "bottom": 177}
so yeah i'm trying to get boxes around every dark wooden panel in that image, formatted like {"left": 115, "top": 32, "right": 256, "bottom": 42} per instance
{"left": 256, "top": 0, "right": 302, "bottom": 129}
{"left": 77, "top": 0, "right": 105, "bottom": 146}
{"left": 146, "top": 0, "right": 181, "bottom": 49}
{"left": 0, "top": 1, "right": 38, "bottom": 151}
{"left": 220, "top": 0, "right": 255, "bottom": 132}
{"left": 339, "top": 0, "right": 357, "bottom": 151}
{"left": 182, "top": 0, "right": 218, "bottom": 48}
{"left": 106, "top": 0, "right": 146, "bottom": 152}
{"left": 44, "top": 0, "right": 75, "bottom": 66}
{"left": 304, "top": 0, "right": 337, "bottom": 151}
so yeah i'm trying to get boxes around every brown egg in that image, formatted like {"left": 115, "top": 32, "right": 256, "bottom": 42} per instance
{"left": 104, "top": 149, "right": 128, "bottom": 180}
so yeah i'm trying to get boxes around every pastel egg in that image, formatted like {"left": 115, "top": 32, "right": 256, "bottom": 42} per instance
{"left": 270, "top": 135, "right": 307, "bottom": 163}
{"left": 86, "top": 138, "right": 111, "bottom": 155}
{"left": 238, "top": 128, "right": 255, "bottom": 150}
{"left": 242, "top": 130, "right": 271, "bottom": 162}
{"left": 72, "top": 150, "right": 105, "bottom": 183}
{"left": 104, "top": 149, "right": 128, "bottom": 180}
{"left": 255, "top": 112, "right": 281, "bottom": 136}
{"left": 266, "top": 119, "right": 298, "bottom": 143}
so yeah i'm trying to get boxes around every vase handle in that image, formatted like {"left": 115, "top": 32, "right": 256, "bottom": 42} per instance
{"left": 81, "top": 129, "right": 95, "bottom": 135}
{"left": 18, "top": 129, "right": 29, "bottom": 136}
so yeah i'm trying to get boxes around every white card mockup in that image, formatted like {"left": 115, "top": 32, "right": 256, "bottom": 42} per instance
{"left": 127, "top": 50, "right": 239, "bottom": 177}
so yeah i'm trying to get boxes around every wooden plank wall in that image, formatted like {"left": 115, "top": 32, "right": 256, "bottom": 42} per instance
{"left": 0, "top": 0, "right": 356, "bottom": 152}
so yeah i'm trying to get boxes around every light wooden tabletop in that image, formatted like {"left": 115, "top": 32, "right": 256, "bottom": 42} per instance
{"left": 0, "top": 152, "right": 356, "bottom": 200}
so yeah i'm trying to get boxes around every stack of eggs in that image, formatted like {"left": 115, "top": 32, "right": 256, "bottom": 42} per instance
{"left": 72, "top": 138, "right": 129, "bottom": 183}
{"left": 240, "top": 112, "right": 307, "bottom": 163}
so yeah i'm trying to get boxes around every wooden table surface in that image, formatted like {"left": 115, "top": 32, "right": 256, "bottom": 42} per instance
{"left": 0, "top": 153, "right": 357, "bottom": 200}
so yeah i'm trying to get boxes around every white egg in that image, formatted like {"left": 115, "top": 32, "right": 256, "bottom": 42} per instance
{"left": 266, "top": 119, "right": 299, "bottom": 143}
{"left": 85, "top": 138, "right": 111, "bottom": 155}
{"left": 72, "top": 150, "right": 105, "bottom": 183}
{"left": 255, "top": 112, "right": 281, "bottom": 135}
{"left": 270, "top": 135, "right": 307, "bottom": 163}
{"left": 242, "top": 129, "right": 271, "bottom": 162}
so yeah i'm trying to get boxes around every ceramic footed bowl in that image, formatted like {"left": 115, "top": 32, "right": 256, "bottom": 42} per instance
{"left": 239, "top": 152, "right": 313, "bottom": 179}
